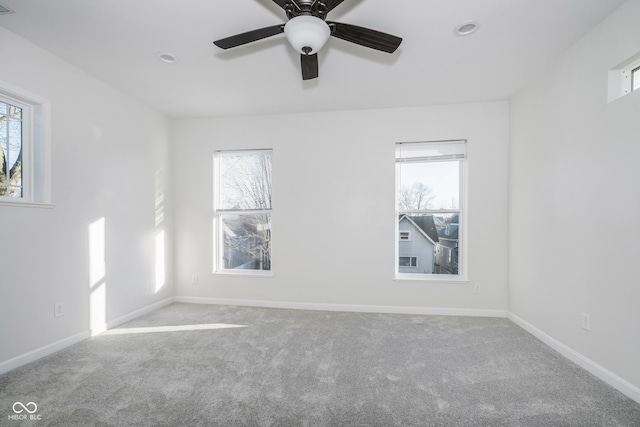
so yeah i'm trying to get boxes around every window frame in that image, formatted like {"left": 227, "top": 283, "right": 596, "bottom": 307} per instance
{"left": 394, "top": 140, "right": 468, "bottom": 282}
{"left": 632, "top": 65, "right": 640, "bottom": 92}
{"left": 213, "top": 149, "right": 273, "bottom": 276}
{"left": 621, "top": 59, "right": 640, "bottom": 96}
{"left": 0, "top": 80, "right": 52, "bottom": 208}
{"left": 0, "top": 95, "right": 27, "bottom": 199}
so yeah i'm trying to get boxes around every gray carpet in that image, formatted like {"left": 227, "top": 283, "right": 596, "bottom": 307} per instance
{"left": 1, "top": 303, "right": 639, "bottom": 426}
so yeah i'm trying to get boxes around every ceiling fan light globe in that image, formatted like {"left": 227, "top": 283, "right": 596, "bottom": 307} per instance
{"left": 284, "top": 16, "right": 330, "bottom": 54}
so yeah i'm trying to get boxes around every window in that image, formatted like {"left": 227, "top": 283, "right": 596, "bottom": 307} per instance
{"left": 399, "top": 256, "right": 417, "bottom": 267}
{"left": 0, "top": 99, "right": 22, "bottom": 198}
{"left": 214, "top": 149, "right": 272, "bottom": 273}
{"left": 396, "top": 140, "right": 466, "bottom": 278}
{"left": 0, "top": 81, "right": 51, "bottom": 207}
{"left": 609, "top": 55, "right": 640, "bottom": 102}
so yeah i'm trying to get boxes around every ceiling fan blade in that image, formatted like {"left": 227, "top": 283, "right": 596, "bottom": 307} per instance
{"left": 272, "top": 0, "right": 300, "bottom": 12}
{"left": 327, "top": 21, "right": 402, "bottom": 53}
{"left": 301, "top": 53, "right": 319, "bottom": 80}
{"left": 214, "top": 24, "right": 285, "bottom": 49}
{"left": 324, "top": 0, "right": 345, "bottom": 12}
{"left": 272, "top": 0, "right": 290, "bottom": 10}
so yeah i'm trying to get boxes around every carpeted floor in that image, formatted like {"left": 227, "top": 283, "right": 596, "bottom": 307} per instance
{"left": 1, "top": 303, "right": 639, "bottom": 426}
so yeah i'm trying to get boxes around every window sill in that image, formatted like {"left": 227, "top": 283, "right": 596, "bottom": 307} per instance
{"left": 212, "top": 270, "right": 274, "bottom": 278}
{"left": 0, "top": 199, "right": 55, "bottom": 209}
{"left": 394, "top": 274, "right": 468, "bottom": 284}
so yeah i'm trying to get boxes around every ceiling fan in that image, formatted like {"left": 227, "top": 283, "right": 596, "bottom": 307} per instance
{"left": 213, "top": 0, "right": 402, "bottom": 80}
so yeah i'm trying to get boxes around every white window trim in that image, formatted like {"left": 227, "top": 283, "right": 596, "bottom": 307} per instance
{"left": 631, "top": 65, "right": 640, "bottom": 92}
{"left": 394, "top": 140, "right": 468, "bottom": 282}
{"left": 607, "top": 54, "right": 640, "bottom": 103}
{"left": 212, "top": 149, "right": 273, "bottom": 276}
{"left": 621, "top": 60, "right": 640, "bottom": 95}
{"left": 0, "top": 80, "right": 52, "bottom": 208}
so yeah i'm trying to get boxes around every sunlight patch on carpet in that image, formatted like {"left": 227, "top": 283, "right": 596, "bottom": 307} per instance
{"left": 104, "top": 323, "right": 247, "bottom": 335}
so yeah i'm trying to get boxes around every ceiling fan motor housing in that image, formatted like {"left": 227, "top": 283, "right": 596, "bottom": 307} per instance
{"left": 284, "top": 15, "right": 331, "bottom": 55}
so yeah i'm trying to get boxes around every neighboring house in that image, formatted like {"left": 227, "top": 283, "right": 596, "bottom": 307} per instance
{"left": 434, "top": 215, "right": 459, "bottom": 275}
{"left": 399, "top": 214, "right": 460, "bottom": 275}
{"left": 398, "top": 215, "right": 439, "bottom": 274}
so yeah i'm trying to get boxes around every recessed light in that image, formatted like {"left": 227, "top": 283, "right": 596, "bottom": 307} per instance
{"left": 455, "top": 21, "right": 480, "bottom": 37}
{"left": 156, "top": 52, "right": 177, "bottom": 64}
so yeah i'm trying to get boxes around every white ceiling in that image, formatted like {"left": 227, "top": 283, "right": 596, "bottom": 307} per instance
{"left": 0, "top": 0, "right": 626, "bottom": 118}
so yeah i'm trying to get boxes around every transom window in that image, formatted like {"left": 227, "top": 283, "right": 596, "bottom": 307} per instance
{"left": 213, "top": 149, "right": 272, "bottom": 274}
{"left": 395, "top": 140, "right": 466, "bottom": 279}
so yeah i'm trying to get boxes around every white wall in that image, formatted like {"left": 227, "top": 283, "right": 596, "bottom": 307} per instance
{"left": 0, "top": 27, "right": 173, "bottom": 367}
{"left": 509, "top": 0, "right": 640, "bottom": 393}
{"left": 172, "top": 102, "right": 509, "bottom": 314}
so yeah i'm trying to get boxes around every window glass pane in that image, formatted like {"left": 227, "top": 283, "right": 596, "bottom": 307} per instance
{"left": 0, "top": 101, "right": 22, "bottom": 198}
{"left": 398, "top": 213, "right": 460, "bottom": 275}
{"left": 218, "top": 151, "right": 272, "bottom": 210}
{"left": 221, "top": 214, "right": 271, "bottom": 271}
{"left": 398, "top": 160, "right": 459, "bottom": 210}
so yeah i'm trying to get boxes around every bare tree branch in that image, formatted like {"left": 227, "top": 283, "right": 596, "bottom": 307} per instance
{"left": 399, "top": 182, "right": 435, "bottom": 210}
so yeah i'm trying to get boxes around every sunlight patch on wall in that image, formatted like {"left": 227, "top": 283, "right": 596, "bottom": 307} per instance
{"left": 155, "top": 169, "right": 165, "bottom": 227}
{"left": 89, "top": 217, "right": 107, "bottom": 336}
{"left": 155, "top": 230, "right": 165, "bottom": 292}
{"left": 89, "top": 217, "right": 105, "bottom": 287}
{"left": 90, "top": 283, "right": 107, "bottom": 336}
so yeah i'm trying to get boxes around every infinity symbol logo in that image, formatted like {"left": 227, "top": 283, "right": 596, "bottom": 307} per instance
{"left": 12, "top": 402, "right": 38, "bottom": 414}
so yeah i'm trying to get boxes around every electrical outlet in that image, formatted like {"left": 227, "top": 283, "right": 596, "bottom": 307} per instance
{"left": 581, "top": 313, "right": 591, "bottom": 331}
{"left": 473, "top": 283, "right": 481, "bottom": 293}
{"left": 192, "top": 275, "right": 199, "bottom": 284}
{"left": 54, "top": 303, "right": 64, "bottom": 318}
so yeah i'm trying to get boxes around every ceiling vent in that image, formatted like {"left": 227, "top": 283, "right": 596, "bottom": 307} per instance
{"left": 0, "top": 3, "right": 15, "bottom": 15}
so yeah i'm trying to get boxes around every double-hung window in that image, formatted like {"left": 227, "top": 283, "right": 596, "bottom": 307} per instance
{"left": 214, "top": 149, "right": 272, "bottom": 274}
{"left": 395, "top": 140, "right": 466, "bottom": 279}
{"left": 0, "top": 81, "right": 50, "bottom": 207}
{"left": 0, "top": 97, "right": 23, "bottom": 198}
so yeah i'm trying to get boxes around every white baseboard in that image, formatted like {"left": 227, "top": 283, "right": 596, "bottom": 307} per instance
{"left": 174, "top": 296, "right": 507, "bottom": 318}
{"left": 0, "top": 297, "right": 176, "bottom": 375}
{"left": 0, "top": 330, "right": 90, "bottom": 375}
{"left": 106, "top": 297, "right": 176, "bottom": 330}
{"left": 507, "top": 312, "right": 640, "bottom": 404}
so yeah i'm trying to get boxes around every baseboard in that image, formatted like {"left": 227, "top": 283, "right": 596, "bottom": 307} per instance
{"left": 507, "top": 312, "right": 640, "bottom": 404}
{"left": 0, "top": 297, "right": 176, "bottom": 376}
{"left": 174, "top": 296, "right": 507, "bottom": 318}
{"left": 106, "top": 297, "right": 176, "bottom": 330}
{"left": 0, "top": 330, "right": 90, "bottom": 375}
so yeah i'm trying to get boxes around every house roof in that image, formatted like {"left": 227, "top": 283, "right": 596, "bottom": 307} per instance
{"left": 399, "top": 215, "right": 439, "bottom": 244}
